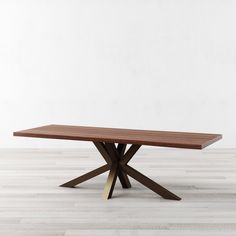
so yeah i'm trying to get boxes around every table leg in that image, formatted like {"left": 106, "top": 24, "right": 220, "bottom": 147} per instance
{"left": 122, "top": 164, "right": 181, "bottom": 200}
{"left": 102, "top": 164, "right": 119, "bottom": 199}
{"left": 60, "top": 164, "right": 109, "bottom": 188}
{"left": 106, "top": 143, "right": 132, "bottom": 188}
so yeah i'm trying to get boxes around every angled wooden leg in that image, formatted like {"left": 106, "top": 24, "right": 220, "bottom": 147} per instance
{"left": 60, "top": 164, "right": 109, "bottom": 188}
{"left": 104, "top": 143, "right": 132, "bottom": 189}
{"left": 117, "top": 144, "right": 131, "bottom": 188}
{"left": 122, "top": 164, "right": 181, "bottom": 200}
{"left": 118, "top": 144, "right": 141, "bottom": 189}
{"left": 118, "top": 169, "right": 131, "bottom": 189}
{"left": 93, "top": 142, "right": 112, "bottom": 165}
{"left": 117, "top": 143, "right": 127, "bottom": 157}
{"left": 103, "top": 164, "right": 118, "bottom": 200}
{"left": 120, "top": 144, "right": 141, "bottom": 165}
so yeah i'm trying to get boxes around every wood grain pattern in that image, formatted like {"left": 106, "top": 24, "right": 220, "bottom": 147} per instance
{"left": 14, "top": 124, "right": 222, "bottom": 149}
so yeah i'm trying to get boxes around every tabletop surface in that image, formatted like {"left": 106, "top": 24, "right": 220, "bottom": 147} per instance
{"left": 14, "top": 124, "right": 222, "bottom": 149}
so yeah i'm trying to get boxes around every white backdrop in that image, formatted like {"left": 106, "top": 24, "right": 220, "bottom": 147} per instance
{"left": 0, "top": 0, "right": 235, "bottom": 148}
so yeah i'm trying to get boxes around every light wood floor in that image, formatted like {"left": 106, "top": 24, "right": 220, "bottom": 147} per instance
{"left": 0, "top": 148, "right": 236, "bottom": 236}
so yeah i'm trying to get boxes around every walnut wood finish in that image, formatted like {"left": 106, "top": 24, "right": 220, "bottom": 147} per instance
{"left": 14, "top": 124, "right": 222, "bottom": 149}
{"left": 60, "top": 164, "right": 110, "bottom": 188}
{"left": 13, "top": 124, "right": 222, "bottom": 200}
{"left": 117, "top": 144, "right": 131, "bottom": 189}
{"left": 122, "top": 164, "right": 181, "bottom": 200}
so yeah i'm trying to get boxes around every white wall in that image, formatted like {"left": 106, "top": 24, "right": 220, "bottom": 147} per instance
{"left": 0, "top": 0, "right": 235, "bottom": 148}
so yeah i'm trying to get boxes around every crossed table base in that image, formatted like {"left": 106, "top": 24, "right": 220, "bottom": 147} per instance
{"left": 60, "top": 142, "right": 181, "bottom": 200}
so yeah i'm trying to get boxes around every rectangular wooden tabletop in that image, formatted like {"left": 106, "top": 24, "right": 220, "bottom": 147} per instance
{"left": 14, "top": 124, "right": 222, "bottom": 149}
